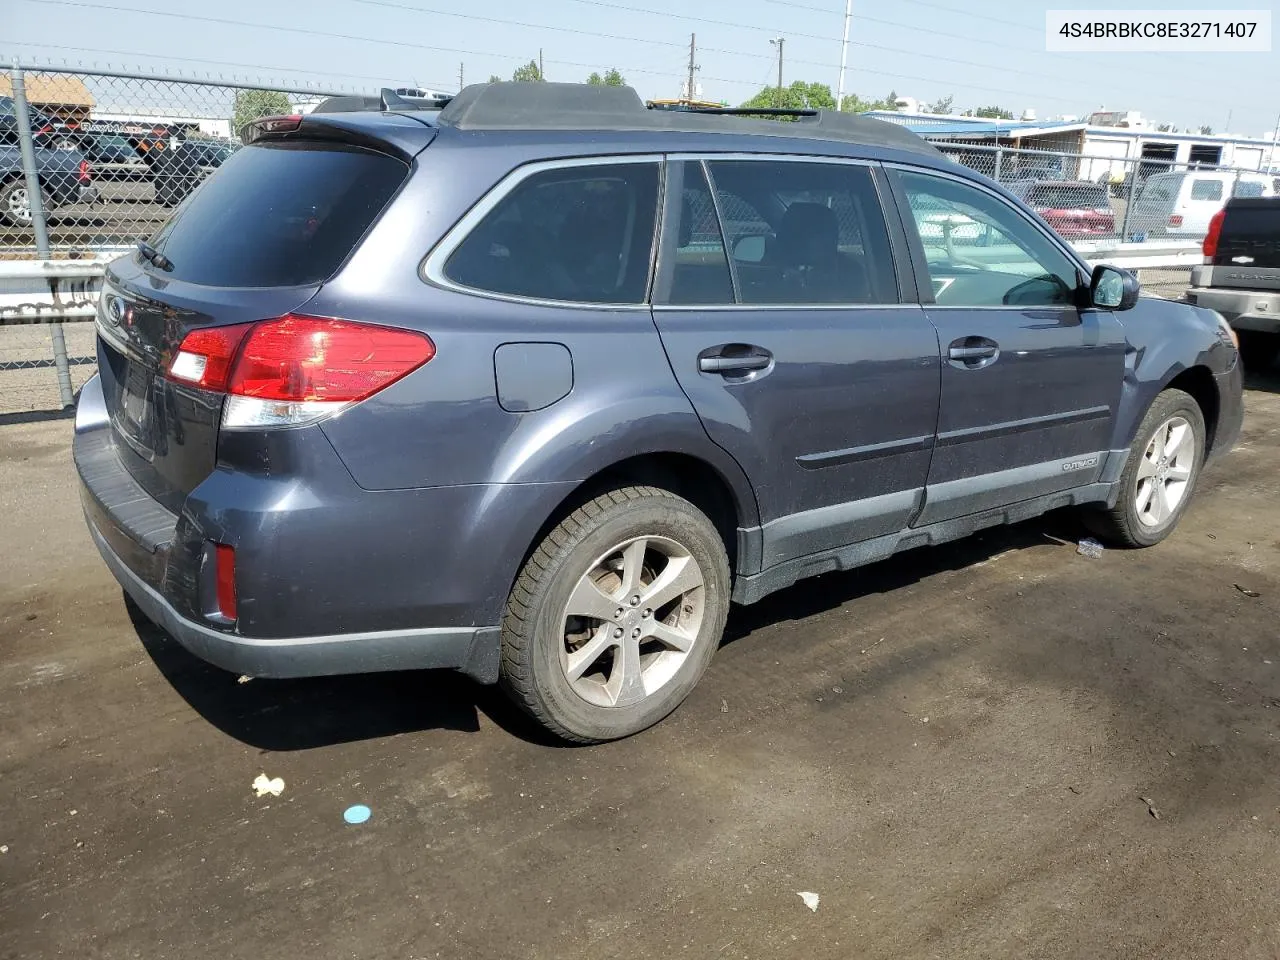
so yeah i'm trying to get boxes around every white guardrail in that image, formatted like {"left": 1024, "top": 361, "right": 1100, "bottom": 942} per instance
{"left": 0, "top": 240, "right": 1202, "bottom": 324}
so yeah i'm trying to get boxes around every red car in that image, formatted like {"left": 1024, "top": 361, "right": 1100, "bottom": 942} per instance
{"left": 1009, "top": 179, "right": 1116, "bottom": 238}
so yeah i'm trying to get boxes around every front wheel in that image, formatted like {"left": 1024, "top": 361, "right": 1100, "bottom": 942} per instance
{"left": 500, "top": 486, "right": 731, "bottom": 743}
{"left": 1084, "top": 388, "right": 1206, "bottom": 547}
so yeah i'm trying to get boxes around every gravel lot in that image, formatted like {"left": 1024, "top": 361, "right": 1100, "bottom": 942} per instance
{"left": 2, "top": 364, "right": 1278, "bottom": 960}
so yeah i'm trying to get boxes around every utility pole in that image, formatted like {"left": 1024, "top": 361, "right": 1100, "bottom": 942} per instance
{"left": 539, "top": 48, "right": 544, "bottom": 81}
{"left": 458, "top": 62, "right": 464, "bottom": 90}
{"left": 1270, "top": 110, "right": 1280, "bottom": 172}
{"left": 770, "top": 37, "right": 785, "bottom": 107}
{"left": 836, "top": 0, "right": 852, "bottom": 110}
{"left": 685, "top": 33, "right": 699, "bottom": 103}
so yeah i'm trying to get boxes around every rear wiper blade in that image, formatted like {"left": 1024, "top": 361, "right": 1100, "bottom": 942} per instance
{"left": 136, "top": 241, "right": 173, "bottom": 272}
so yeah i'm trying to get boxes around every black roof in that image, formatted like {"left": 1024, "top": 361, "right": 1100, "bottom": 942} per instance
{"left": 435, "top": 82, "right": 940, "bottom": 157}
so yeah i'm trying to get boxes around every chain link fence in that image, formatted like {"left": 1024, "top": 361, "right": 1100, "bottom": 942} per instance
{"left": 1, "top": 65, "right": 356, "bottom": 416}
{"left": 2, "top": 64, "right": 1250, "bottom": 415}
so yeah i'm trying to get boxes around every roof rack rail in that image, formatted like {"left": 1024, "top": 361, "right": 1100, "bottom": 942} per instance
{"left": 432, "top": 82, "right": 941, "bottom": 157}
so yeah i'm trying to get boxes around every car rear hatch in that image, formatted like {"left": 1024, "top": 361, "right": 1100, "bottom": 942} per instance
{"left": 1209, "top": 197, "right": 1280, "bottom": 290}
{"left": 95, "top": 114, "right": 431, "bottom": 512}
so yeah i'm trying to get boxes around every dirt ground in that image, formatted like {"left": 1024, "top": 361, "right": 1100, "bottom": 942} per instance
{"left": 2, "top": 367, "right": 1279, "bottom": 960}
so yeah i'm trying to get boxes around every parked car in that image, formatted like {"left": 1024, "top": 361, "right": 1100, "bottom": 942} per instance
{"left": 1186, "top": 196, "right": 1280, "bottom": 369}
{"left": 0, "top": 143, "right": 97, "bottom": 226}
{"left": 1007, "top": 179, "right": 1116, "bottom": 238}
{"left": 0, "top": 95, "right": 81, "bottom": 150}
{"left": 74, "top": 83, "right": 1244, "bottom": 743}
{"left": 76, "top": 131, "right": 148, "bottom": 180}
{"left": 1127, "top": 170, "right": 1274, "bottom": 238}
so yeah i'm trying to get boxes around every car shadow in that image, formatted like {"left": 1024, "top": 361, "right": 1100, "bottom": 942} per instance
{"left": 130, "top": 510, "right": 1091, "bottom": 752}
{"left": 1243, "top": 361, "right": 1280, "bottom": 393}
{"left": 126, "top": 599, "right": 564, "bottom": 752}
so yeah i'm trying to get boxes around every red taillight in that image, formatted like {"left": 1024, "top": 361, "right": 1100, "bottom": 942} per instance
{"left": 1203, "top": 208, "right": 1226, "bottom": 259}
{"left": 78, "top": 159, "right": 91, "bottom": 183}
{"left": 1169, "top": 214, "right": 1183, "bottom": 227}
{"left": 166, "top": 322, "right": 254, "bottom": 390}
{"left": 37, "top": 124, "right": 53, "bottom": 135}
{"left": 226, "top": 315, "right": 435, "bottom": 402}
{"left": 215, "top": 543, "right": 237, "bottom": 620}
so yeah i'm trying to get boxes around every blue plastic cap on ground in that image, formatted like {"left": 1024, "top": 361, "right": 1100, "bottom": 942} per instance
{"left": 343, "top": 804, "right": 372, "bottom": 824}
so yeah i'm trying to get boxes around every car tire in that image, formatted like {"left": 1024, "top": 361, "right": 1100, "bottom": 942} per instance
{"left": 1238, "top": 331, "right": 1279, "bottom": 372}
{"left": 0, "top": 177, "right": 42, "bottom": 227}
{"left": 500, "top": 485, "right": 731, "bottom": 744}
{"left": 1084, "top": 388, "right": 1206, "bottom": 548}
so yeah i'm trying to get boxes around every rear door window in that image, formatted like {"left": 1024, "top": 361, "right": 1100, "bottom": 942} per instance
{"left": 149, "top": 141, "right": 408, "bottom": 287}
{"left": 704, "top": 159, "right": 898, "bottom": 305}
{"left": 1233, "top": 180, "right": 1265, "bottom": 198}
{"left": 1190, "top": 179, "right": 1224, "bottom": 201}
{"left": 443, "top": 162, "right": 660, "bottom": 304}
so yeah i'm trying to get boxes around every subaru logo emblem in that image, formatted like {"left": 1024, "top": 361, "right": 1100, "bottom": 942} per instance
{"left": 105, "top": 295, "right": 126, "bottom": 327}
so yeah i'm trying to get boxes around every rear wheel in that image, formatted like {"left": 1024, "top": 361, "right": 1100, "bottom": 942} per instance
{"left": 1238, "top": 331, "right": 1279, "bottom": 371}
{"left": 0, "top": 178, "right": 45, "bottom": 227}
{"left": 500, "top": 485, "right": 731, "bottom": 743}
{"left": 1084, "top": 388, "right": 1205, "bottom": 547}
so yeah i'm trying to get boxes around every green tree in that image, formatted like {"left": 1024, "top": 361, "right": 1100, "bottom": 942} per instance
{"left": 972, "top": 105, "right": 1014, "bottom": 120}
{"left": 1156, "top": 122, "right": 1174, "bottom": 132}
{"left": 740, "top": 80, "right": 836, "bottom": 114}
{"left": 512, "top": 60, "right": 544, "bottom": 82}
{"left": 603, "top": 68, "right": 625, "bottom": 87}
{"left": 232, "top": 89, "right": 292, "bottom": 133}
{"left": 839, "top": 89, "right": 898, "bottom": 113}
{"left": 926, "top": 94, "right": 954, "bottom": 114}
{"left": 1199, "top": 124, "right": 1213, "bottom": 135}
{"left": 587, "top": 72, "right": 604, "bottom": 85}
{"left": 487, "top": 74, "right": 502, "bottom": 83}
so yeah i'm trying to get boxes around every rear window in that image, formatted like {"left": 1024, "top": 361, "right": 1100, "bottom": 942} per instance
{"left": 1025, "top": 185, "right": 1109, "bottom": 209}
{"left": 149, "top": 141, "right": 407, "bottom": 287}
{"left": 1190, "top": 179, "right": 1224, "bottom": 201}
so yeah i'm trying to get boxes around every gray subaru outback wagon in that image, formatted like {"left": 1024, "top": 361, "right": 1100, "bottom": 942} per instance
{"left": 75, "top": 83, "right": 1244, "bottom": 742}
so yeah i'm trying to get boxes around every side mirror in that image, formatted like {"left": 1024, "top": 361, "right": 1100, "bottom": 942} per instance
{"left": 1090, "top": 264, "right": 1140, "bottom": 310}
{"left": 733, "top": 234, "right": 765, "bottom": 263}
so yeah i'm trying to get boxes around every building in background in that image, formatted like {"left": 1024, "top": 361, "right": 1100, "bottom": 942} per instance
{"left": 0, "top": 73, "right": 94, "bottom": 123}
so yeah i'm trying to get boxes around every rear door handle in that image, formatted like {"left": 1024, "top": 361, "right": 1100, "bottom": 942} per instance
{"left": 698, "top": 346, "right": 773, "bottom": 375}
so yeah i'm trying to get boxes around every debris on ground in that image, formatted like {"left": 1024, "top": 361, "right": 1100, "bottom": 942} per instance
{"left": 0, "top": 844, "right": 8, "bottom": 854}
{"left": 1068, "top": 785, "right": 1082, "bottom": 794}
{"left": 237, "top": 675, "right": 253, "bottom": 684}
{"left": 343, "top": 804, "right": 372, "bottom": 825}
{"left": 252, "top": 774, "right": 285, "bottom": 798}
{"left": 1076, "top": 538, "right": 1105, "bottom": 559}
{"left": 797, "top": 891, "right": 820, "bottom": 912}
{"left": 1140, "top": 796, "right": 1162, "bottom": 820}
{"left": 860, "top": 637, "right": 885, "bottom": 655}
{"left": 1234, "top": 584, "right": 1262, "bottom": 598}
{"left": 721, "top": 699, "right": 729, "bottom": 714}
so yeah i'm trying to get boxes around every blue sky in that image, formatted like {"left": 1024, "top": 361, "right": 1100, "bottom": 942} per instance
{"left": 6, "top": 0, "right": 1279, "bottom": 135}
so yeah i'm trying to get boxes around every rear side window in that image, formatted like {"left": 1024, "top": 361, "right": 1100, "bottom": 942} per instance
{"left": 443, "top": 162, "right": 660, "bottom": 304}
{"left": 149, "top": 141, "right": 407, "bottom": 287}
{"left": 704, "top": 159, "right": 898, "bottom": 305}
{"left": 1190, "top": 179, "right": 1224, "bottom": 201}
{"left": 1234, "top": 180, "right": 1265, "bottom": 198}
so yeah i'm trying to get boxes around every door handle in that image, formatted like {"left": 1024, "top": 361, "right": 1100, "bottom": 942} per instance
{"left": 948, "top": 345, "right": 998, "bottom": 360}
{"left": 698, "top": 346, "right": 773, "bottom": 375}
{"left": 947, "top": 337, "right": 1000, "bottom": 368}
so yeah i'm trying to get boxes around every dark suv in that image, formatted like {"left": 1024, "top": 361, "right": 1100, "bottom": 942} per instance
{"left": 75, "top": 84, "right": 1244, "bottom": 743}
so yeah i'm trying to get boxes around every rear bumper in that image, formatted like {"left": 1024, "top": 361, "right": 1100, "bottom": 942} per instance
{"left": 1187, "top": 283, "right": 1280, "bottom": 334}
{"left": 72, "top": 372, "right": 556, "bottom": 683}
{"left": 86, "top": 519, "right": 499, "bottom": 680}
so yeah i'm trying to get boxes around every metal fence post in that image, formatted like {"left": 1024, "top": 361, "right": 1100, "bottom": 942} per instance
{"left": 994, "top": 142, "right": 1004, "bottom": 183}
{"left": 11, "top": 66, "right": 75, "bottom": 408}
{"left": 1118, "top": 155, "right": 1141, "bottom": 241}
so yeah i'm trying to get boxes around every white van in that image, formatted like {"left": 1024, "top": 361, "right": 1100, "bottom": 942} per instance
{"left": 1127, "top": 170, "right": 1274, "bottom": 238}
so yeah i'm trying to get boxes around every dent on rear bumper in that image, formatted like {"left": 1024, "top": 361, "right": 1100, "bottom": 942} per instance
{"left": 87, "top": 519, "right": 502, "bottom": 682}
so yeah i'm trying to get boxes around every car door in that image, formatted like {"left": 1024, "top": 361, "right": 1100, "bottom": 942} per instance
{"left": 888, "top": 166, "right": 1128, "bottom": 527}
{"left": 651, "top": 157, "right": 941, "bottom": 571}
